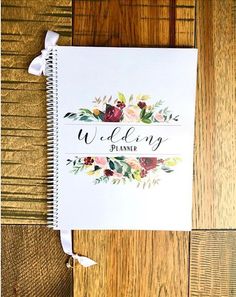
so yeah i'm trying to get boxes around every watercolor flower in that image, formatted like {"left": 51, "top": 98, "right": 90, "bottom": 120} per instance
{"left": 116, "top": 101, "right": 126, "bottom": 109}
{"left": 138, "top": 101, "right": 147, "bottom": 109}
{"left": 126, "top": 158, "right": 142, "bottom": 170}
{"left": 104, "top": 105, "right": 122, "bottom": 122}
{"left": 93, "top": 108, "right": 100, "bottom": 116}
{"left": 84, "top": 157, "right": 94, "bottom": 165}
{"left": 139, "top": 157, "right": 158, "bottom": 171}
{"left": 123, "top": 106, "right": 140, "bottom": 122}
{"left": 95, "top": 157, "right": 107, "bottom": 168}
{"left": 67, "top": 156, "right": 180, "bottom": 187}
{"left": 154, "top": 112, "right": 164, "bottom": 122}
{"left": 141, "top": 168, "right": 147, "bottom": 178}
{"left": 104, "top": 169, "right": 114, "bottom": 176}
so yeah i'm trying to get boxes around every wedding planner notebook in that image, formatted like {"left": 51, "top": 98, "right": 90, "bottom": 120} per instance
{"left": 46, "top": 46, "right": 197, "bottom": 230}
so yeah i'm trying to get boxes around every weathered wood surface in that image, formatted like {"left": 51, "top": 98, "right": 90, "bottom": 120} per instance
{"left": 74, "top": 231, "right": 189, "bottom": 297}
{"left": 73, "top": 1, "right": 195, "bottom": 296}
{"left": 192, "top": 0, "right": 236, "bottom": 229}
{"left": 1, "top": 0, "right": 72, "bottom": 224}
{"left": 190, "top": 231, "right": 236, "bottom": 297}
{"left": 1, "top": 225, "right": 72, "bottom": 297}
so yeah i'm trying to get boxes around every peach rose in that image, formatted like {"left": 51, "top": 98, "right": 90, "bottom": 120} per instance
{"left": 95, "top": 157, "right": 107, "bottom": 168}
{"left": 126, "top": 158, "right": 141, "bottom": 170}
{"left": 123, "top": 106, "right": 140, "bottom": 122}
{"left": 154, "top": 112, "right": 164, "bottom": 122}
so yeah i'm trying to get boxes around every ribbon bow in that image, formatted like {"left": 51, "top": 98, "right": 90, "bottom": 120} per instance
{"left": 28, "top": 30, "right": 59, "bottom": 76}
{"left": 60, "top": 230, "right": 97, "bottom": 268}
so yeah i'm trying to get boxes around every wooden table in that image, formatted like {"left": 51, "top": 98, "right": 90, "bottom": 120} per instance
{"left": 2, "top": 1, "right": 236, "bottom": 296}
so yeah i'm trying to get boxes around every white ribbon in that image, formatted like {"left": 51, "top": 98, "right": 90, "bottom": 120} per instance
{"left": 28, "top": 30, "right": 59, "bottom": 76}
{"left": 60, "top": 230, "right": 97, "bottom": 268}
{"left": 28, "top": 31, "right": 96, "bottom": 267}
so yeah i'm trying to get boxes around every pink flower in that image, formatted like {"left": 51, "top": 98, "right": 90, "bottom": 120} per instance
{"left": 126, "top": 158, "right": 141, "bottom": 170}
{"left": 154, "top": 113, "right": 164, "bottom": 122}
{"left": 95, "top": 157, "right": 107, "bottom": 168}
{"left": 123, "top": 106, "right": 140, "bottom": 122}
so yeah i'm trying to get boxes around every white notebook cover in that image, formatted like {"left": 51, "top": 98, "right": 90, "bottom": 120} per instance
{"left": 48, "top": 46, "right": 197, "bottom": 230}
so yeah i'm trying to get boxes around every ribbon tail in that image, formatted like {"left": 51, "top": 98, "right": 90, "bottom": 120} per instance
{"left": 28, "top": 55, "right": 44, "bottom": 76}
{"left": 60, "top": 230, "right": 97, "bottom": 268}
{"left": 45, "top": 30, "right": 59, "bottom": 48}
{"left": 73, "top": 255, "right": 97, "bottom": 268}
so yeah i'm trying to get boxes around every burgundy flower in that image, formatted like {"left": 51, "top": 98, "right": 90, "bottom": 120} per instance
{"left": 104, "top": 105, "right": 123, "bottom": 122}
{"left": 84, "top": 157, "right": 94, "bottom": 165}
{"left": 141, "top": 168, "right": 147, "bottom": 178}
{"left": 139, "top": 157, "right": 158, "bottom": 171}
{"left": 116, "top": 101, "right": 126, "bottom": 109}
{"left": 138, "top": 101, "right": 147, "bottom": 109}
{"left": 104, "top": 169, "right": 114, "bottom": 176}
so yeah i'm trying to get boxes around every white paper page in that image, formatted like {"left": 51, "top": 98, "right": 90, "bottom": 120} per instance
{"left": 56, "top": 46, "right": 197, "bottom": 230}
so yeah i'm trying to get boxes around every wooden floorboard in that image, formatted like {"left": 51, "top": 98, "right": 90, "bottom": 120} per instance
{"left": 190, "top": 231, "right": 236, "bottom": 297}
{"left": 74, "top": 231, "right": 189, "bottom": 297}
{"left": 73, "top": 1, "right": 195, "bottom": 296}
{"left": 1, "top": 0, "right": 72, "bottom": 224}
{"left": 193, "top": 0, "right": 236, "bottom": 229}
{"left": 1, "top": 225, "right": 72, "bottom": 297}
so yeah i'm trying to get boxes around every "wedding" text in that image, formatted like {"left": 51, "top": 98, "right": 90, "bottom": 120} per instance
{"left": 77, "top": 127, "right": 167, "bottom": 151}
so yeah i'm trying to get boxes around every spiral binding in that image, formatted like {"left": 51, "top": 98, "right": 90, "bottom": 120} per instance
{"left": 45, "top": 48, "right": 59, "bottom": 228}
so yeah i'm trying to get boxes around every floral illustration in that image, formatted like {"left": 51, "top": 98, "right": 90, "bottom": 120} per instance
{"left": 66, "top": 156, "right": 181, "bottom": 188}
{"left": 64, "top": 92, "right": 179, "bottom": 123}
{"left": 65, "top": 93, "right": 181, "bottom": 187}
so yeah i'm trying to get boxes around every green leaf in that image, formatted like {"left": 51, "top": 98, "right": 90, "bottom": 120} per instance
{"left": 98, "top": 111, "right": 105, "bottom": 121}
{"left": 144, "top": 111, "right": 153, "bottom": 119}
{"left": 109, "top": 160, "right": 115, "bottom": 170}
{"left": 114, "top": 161, "right": 123, "bottom": 173}
{"left": 79, "top": 116, "right": 89, "bottom": 121}
{"left": 118, "top": 92, "right": 126, "bottom": 103}
{"left": 114, "top": 156, "right": 125, "bottom": 160}
{"left": 140, "top": 108, "right": 146, "bottom": 119}
{"left": 82, "top": 108, "right": 93, "bottom": 114}
{"left": 122, "top": 162, "right": 131, "bottom": 174}
{"left": 141, "top": 118, "right": 152, "bottom": 124}
{"left": 64, "top": 112, "right": 76, "bottom": 119}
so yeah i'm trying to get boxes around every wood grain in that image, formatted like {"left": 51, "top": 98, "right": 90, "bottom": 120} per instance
{"left": 193, "top": 0, "right": 236, "bottom": 229}
{"left": 74, "top": 231, "right": 189, "bottom": 297}
{"left": 190, "top": 231, "right": 236, "bottom": 297}
{"left": 73, "top": 0, "right": 195, "bottom": 47}
{"left": 73, "top": 1, "right": 195, "bottom": 296}
{"left": 1, "top": 225, "right": 72, "bottom": 297}
{"left": 1, "top": 0, "right": 72, "bottom": 224}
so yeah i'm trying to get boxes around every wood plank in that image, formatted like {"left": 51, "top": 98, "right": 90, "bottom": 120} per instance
{"left": 193, "top": 0, "right": 236, "bottom": 229}
{"left": 73, "top": 1, "right": 195, "bottom": 296}
{"left": 190, "top": 231, "right": 236, "bottom": 297}
{"left": 1, "top": 225, "right": 72, "bottom": 297}
{"left": 1, "top": 0, "right": 72, "bottom": 224}
{"left": 73, "top": 0, "right": 195, "bottom": 47}
{"left": 74, "top": 231, "right": 189, "bottom": 297}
